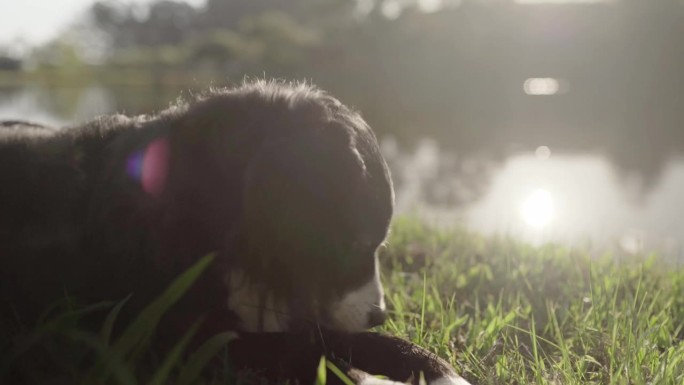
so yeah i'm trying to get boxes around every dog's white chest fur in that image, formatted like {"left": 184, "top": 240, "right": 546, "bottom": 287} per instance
{"left": 225, "top": 270, "right": 290, "bottom": 332}
{"left": 329, "top": 257, "right": 385, "bottom": 331}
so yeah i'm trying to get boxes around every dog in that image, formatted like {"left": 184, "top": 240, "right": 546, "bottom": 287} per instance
{"left": 1, "top": 79, "right": 392, "bottom": 332}
{"left": 0, "top": 81, "right": 470, "bottom": 385}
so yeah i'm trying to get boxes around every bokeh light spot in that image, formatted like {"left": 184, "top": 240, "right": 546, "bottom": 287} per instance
{"left": 524, "top": 78, "right": 560, "bottom": 96}
{"left": 521, "top": 189, "right": 555, "bottom": 228}
{"left": 535, "top": 146, "right": 551, "bottom": 160}
{"left": 126, "top": 137, "right": 170, "bottom": 198}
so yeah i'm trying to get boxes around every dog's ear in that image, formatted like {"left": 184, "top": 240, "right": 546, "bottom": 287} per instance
{"left": 236, "top": 129, "right": 363, "bottom": 293}
{"left": 241, "top": 128, "right": 360, "bottom": 237}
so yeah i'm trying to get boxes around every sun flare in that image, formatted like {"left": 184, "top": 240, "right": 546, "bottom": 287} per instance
{"left": 521, "top": 189, "right": 555, "bottom": 228}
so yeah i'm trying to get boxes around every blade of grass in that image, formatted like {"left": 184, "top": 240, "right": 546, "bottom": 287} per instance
{"left": 176, "top": 331, "right": 237, "bottom": 385}
{"left": 146, "top": 318, "right": 203, "bottom": 385}
{"left": 325, "top": 360, "right": 356, "bottom": 385}
{"left": 314, "top": 356, "right": 326, "bottom": 385}
{"left": 64, "top": 330, "right": 137, "bottom": 385}
{"left": 112, "top": 253, "right": 215, "bottom": 358}
{"left": 419, "top": 271, "right": 427, "bottom": 344}
{"left": 101, "top": 294, "right": 132, "bottom": 346}
{"left": 43, "top": 300, "right": 115, "bottom": 330}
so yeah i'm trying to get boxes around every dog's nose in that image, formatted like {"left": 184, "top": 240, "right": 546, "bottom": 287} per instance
{"left": 367, "top": 307, "right": 387, "bottom": 328}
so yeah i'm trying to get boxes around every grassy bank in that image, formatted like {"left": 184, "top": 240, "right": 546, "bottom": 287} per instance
{"left": 382, "top": 217, "right": 684, "bottom": 384}
{"left": 2, "top": 217, "right": 683, "bottom": 384}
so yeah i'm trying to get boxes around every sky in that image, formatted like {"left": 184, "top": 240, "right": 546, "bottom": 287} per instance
{"left": 0, "top": 0, "right": 206, "bottom": 47}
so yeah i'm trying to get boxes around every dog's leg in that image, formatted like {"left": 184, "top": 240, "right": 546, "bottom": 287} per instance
{"left": 224, "top": 332, "right": 391, "bottom": 385}
{"left": 322, "top": 332, "right": 473, "bottom": 385}
{"left": 224, "top": 332, "right": 473, "bottom": 385}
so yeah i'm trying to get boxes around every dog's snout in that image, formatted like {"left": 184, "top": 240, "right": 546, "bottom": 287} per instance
{"left": 367, "top": 307, "right": 387, "bottom": 328}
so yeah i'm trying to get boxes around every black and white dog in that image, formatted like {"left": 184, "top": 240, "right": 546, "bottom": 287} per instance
{"left": 1, "top": 80, "right": 391, "bottom": 333}
{"left": 0, "top": 81, "right": 470, "bottom": 385}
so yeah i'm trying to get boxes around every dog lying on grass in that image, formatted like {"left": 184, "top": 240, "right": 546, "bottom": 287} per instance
{"left": 0, "top": 81, "right": 471, "bottom": 384}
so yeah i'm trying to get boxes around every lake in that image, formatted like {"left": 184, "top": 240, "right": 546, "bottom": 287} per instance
{"left": 2, "top": 85, "right": 683, "bottom": 263}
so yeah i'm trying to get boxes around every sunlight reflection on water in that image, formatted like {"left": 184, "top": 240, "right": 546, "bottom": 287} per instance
{"left": 520, "top": 189, "right": 555, "bottom": 228}
{"left": 384, "top": 138, "right": 684, "bottom": 262}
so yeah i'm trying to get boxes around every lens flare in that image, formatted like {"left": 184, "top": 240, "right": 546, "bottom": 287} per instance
{"left": 126, "top": 137, "right": 169, "bottom": 197}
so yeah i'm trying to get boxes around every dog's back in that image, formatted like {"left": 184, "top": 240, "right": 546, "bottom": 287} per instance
{"left": 0, "top": 121, "right": 92, "bottom": 326}
{"left": 0, "top": 105, "right": 256, "bottom": 334}
{"left": 0, "top": 117, "right": 163, "bottom": 323}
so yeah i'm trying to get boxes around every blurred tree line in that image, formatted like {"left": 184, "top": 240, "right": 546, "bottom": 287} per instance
{"left": 4, "top": 0, "right": 684, "bottom": 197}
{"left": 79, "top": 0, "right": 684, "bottom": 135}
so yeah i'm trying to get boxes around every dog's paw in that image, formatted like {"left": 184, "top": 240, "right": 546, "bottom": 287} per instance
{"left": 404, "top": 373, "right": 472, "bottom": 385}
{"left": 428, "top": 375, "right": 472, "bottom": 385}
{"left": 358, "top": 377, "right": 407, "bottom": 385}
{"left": 358, "top": 375, "right": 472, "bottom": 385}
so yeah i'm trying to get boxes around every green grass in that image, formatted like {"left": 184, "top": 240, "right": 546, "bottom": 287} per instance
{"left": 379, "top": 217, "right": 684, "bottom": 385}
{"left": 2, "top": 217, "right": 683, "bottom": 384}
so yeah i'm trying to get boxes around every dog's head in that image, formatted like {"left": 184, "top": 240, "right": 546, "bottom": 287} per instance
{"left": 200, "top": 82, "right": 394, "bottom": 332}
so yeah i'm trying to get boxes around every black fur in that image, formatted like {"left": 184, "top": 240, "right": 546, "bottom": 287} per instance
{"left": 1, "top": 80, "right": 393, "bottom": 332}
{"left": 227, "top": 331, "right": 464, "bottom": 385}
{"left": 0, "top": 81, "right": 466, "bottom": 384}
